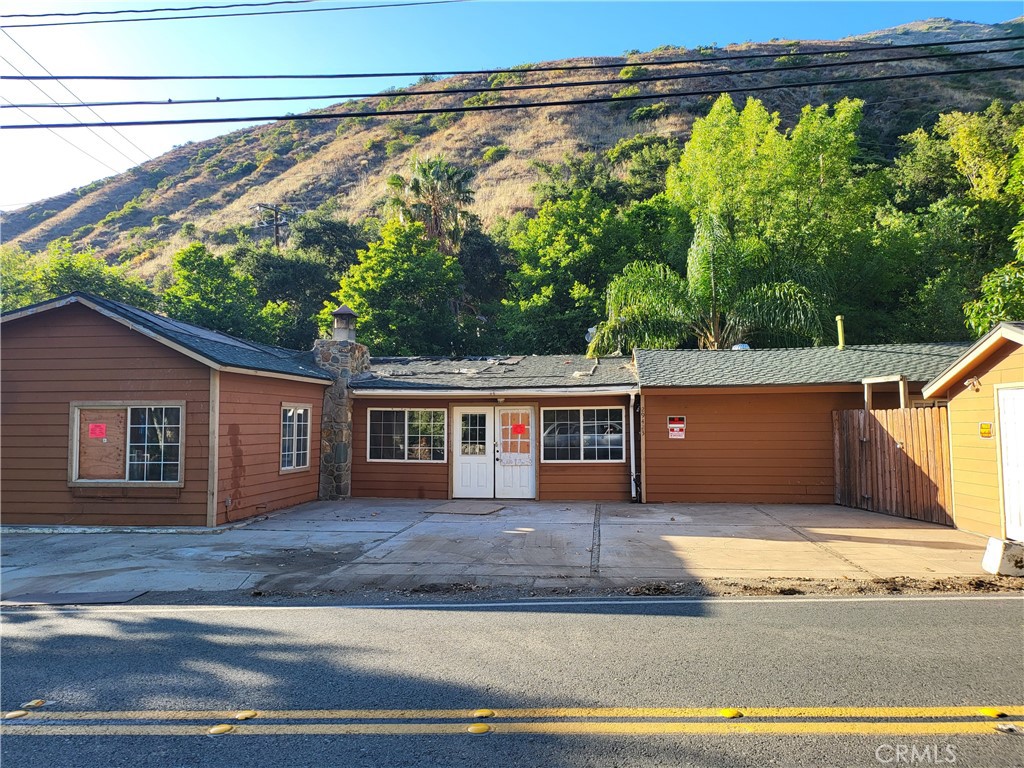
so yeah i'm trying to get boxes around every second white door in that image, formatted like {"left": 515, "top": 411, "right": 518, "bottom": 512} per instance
{"left": 452, "top": 406, "right": 535, "bottom": 499}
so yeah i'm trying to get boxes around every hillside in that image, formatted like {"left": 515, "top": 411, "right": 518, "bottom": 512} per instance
{"left": 4, "top": 16, "right": 1023, "bottom": 278}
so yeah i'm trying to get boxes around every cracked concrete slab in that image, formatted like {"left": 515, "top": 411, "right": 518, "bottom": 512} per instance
{"left": 0, "top": 499, "right": 993, "bottom": 597}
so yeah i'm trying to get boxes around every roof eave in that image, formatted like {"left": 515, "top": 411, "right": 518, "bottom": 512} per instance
{"left": 350, "top": 385, "right": 638, "bottom": 397}
{"left": 3, "top": 293, "right": 333, "bottom": 385}
{"left": 922, "top": 322, "right": 1024, "bottom": 399}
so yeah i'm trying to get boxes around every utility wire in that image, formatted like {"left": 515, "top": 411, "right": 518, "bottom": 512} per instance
{"left": 7, "top": 34, "right": 1022, "bottom": 80}
{"left": 1, "top": 0, "right": 470, "bottom": 28}
{"left": 0, "top": 96, "right": 121, "bottom": 173}
{"left": 6, "top": 0, "right": 325, "bottom": 18}
{"left": 7, "top": 44, "right": 1022, "bottom": 110}
{"left": 1, "top": 30, "right": 153, "bottom": 161}
{"left": 1, "top": 55, "right": 146, "bottom": 166}
{"left": 8, "top": 62, "right": 1021, "bottom": 130}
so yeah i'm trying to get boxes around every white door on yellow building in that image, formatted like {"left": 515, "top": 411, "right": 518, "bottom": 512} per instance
{"left": 998, "top": 387, "right": 1024, "bottom": 541}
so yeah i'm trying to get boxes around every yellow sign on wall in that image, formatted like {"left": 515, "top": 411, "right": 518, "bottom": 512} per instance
{"left": 979, "top": 422, "right": 993, "bottom": 439}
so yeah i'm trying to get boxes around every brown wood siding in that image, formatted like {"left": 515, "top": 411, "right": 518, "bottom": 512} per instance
{"left": 833, "top": 407, "right": 952, "bottom": 525}
{"left": 217, "top": 372, "right": 327, "bottom": 524}
{"left": 536, "top": 395, "right": 632, "bottom": 502}
{"left": 351, "top": 394, "right": 633, "bottom": 500}
{"left": 0, "top": 303, "right": 210, "bottom": 526}
{"left": 642, "top": 389, "right": 864, "bottom": 503}
{"left": 939, "top": 343, "right": 1023, "bottom": 538}
{"left": 351, "top": 397, "right": 451, "bottom": 499}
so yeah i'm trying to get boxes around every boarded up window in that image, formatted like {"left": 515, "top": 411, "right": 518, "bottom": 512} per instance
{"left": 74, "top": 405, "right": 182, "bottom": 483}
{"left": 78, "top": 409, "right": 127, "bottom": 480}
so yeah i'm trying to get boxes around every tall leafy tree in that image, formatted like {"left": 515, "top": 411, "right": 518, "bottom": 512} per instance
{"left": 588, "top": 215, "right": 823, "bottom": 356}
{"left": 883, "top": 102, "right": 1024, "bottom": 340}
{"left": 322, "top": 220, "right": 462, "bottom": 355}
{"left": 500, "top": 190, "right": 638, "bottom": 353}
{"left": 0, "top": 245, "right": 46, "bottom": 312}
{"left": 1, "top": 239, "right": 156, "bottom": 312}
{"left": 161, "top": 243, "right": 288, "bottom": 344}
{"left": 232, "top": 239, "right": 336, "bottom": 349}
{"left": 387, "top": 156, "right": 475, "bottom": 255}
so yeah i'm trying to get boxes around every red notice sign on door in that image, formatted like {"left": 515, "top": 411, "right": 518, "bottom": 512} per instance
{"left": 668, "top": 416, "right": 686, "bottom": 439}
{"left": 89, "top": 423, "right": 107, "bottom": 439}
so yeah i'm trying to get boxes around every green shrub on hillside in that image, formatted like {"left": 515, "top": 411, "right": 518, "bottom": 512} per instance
{"left": 464, "top": 92, "right": 499, "bottom": 108}
{"left": 629, "top": 102, "right": 672, "bottom": 122}
{"left": 482, "top": 145, "right": 511, "bottom": 163}
{"left": 611, "top": 85, "right": 641, "bottom": 110}
{"left": 618, "top": 66, "right": 649, "bottom": 80}
{"left": 429, "top": 112, "right": 460, "bottom": 131}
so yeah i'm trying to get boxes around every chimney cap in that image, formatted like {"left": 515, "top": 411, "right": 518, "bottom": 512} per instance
{"left": 331, "top": 305, "right": 357, "bottom": 318}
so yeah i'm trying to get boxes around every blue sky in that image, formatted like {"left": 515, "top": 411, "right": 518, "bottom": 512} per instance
{"left": 2, "top": 1, "right": 1020, "bottom": 209}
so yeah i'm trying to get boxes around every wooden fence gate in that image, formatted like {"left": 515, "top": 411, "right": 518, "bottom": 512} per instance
{"left": 833, "top": 408, "right": 953, "bottom": 526}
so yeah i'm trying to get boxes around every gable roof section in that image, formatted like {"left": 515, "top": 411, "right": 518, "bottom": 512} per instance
{"left": 350, "top": 354, "right": 637, "bottom": 393}
{"left": 922, "top": 322, "right": 1024, "bottom": 399}
{"left": 635, "top": 343, "right": 969, "bottom": 389}
{"left": 1, "top": 293, "right": 333, "bottom": 384}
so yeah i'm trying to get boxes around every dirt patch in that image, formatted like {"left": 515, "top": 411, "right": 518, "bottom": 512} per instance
{"left": 619, "top": 575, "right": 1022, "bottom": 598}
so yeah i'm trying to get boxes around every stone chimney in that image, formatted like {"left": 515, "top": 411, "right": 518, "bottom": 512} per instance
{"left": 313, "top": 307, "right": 369, "bottom": 500}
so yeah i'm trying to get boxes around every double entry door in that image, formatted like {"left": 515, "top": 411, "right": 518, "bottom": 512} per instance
{"left": 452, "top": 406, "right": 536, "bottom": 499}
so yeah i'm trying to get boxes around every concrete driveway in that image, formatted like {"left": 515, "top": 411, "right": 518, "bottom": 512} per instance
{"left": 0, "top": 500, "right": 992, "bottom": 600}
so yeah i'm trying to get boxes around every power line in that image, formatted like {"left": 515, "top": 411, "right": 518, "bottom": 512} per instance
{"left": 7, "top": 44, "right": 1022, "bottom": 110}
{"left": 1, "top": 55, "right": 146, "bottom": 166}
{"left": 0, "top": 0, "right": 470, "bottom": 28}
{"left": 5, "top": 0, "right": 325, "bottom": 19}
{"left": 7, "top": 62, "right": 1021, "bottom": 130}
{"left": 7, "top": 34, "right": 1022, "bottom": 81}
{"left": 0, "top": 96, "right": 121, "bottom": 174}
{"left": 1, "top": 30, "right": 153, "bottom": 162}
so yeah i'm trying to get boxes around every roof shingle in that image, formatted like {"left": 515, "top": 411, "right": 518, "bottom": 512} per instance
{"left": 634, "top": 343, "right": 970, "bottom": 388}
{"left": 350, "top": 354, "right": 637, "bottom": 391}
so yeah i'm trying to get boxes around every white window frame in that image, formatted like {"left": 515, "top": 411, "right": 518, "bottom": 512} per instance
{"left": 68, "top": 401, "right": 186, "bottom": 488}
{"left": 280, "top": 403, "right": 312, "bottom": 473}
{"left": 540, "top": 406, "right": 626, "bottom": 464}
{"left": 366, "top": 407, "right": 448, "bottom": 463}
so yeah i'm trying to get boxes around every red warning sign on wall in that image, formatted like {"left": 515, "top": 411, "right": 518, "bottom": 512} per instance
{"left": 668, "top": 416, "right": 686, "bottom": 439}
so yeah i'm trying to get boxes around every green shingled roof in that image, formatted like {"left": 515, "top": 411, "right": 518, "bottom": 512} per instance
{"left": 634, "top": 343, "right": 970, "bottom": 389}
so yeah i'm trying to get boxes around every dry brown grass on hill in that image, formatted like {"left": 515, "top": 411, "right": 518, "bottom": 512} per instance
{"left": 4, "top": 19, "right": 1023, "bottom": 277}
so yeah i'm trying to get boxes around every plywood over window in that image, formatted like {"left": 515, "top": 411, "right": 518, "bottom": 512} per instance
{"left": 77, "top": 408, "right": 127, "bottom": 480}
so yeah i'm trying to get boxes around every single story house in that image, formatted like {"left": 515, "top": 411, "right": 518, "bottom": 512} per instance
{"left": 347, "top": 342, "right": 967, "bottom": 504}
{"left": 1, "top": 293, "right": 333, "bottom": 527}
{"left": 0, "top": 291, "right": 979, "bottom": 528}
{"left": 348, "top": 355, "right": 638, "bottom": 502}
{"left": 634, "top": 344, "right": 967, "bottom": 504}
{"left": 921, "top": 322, "right": 1023, "bottom": 542}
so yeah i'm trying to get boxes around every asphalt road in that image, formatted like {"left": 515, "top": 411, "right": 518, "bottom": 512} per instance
{"left": 2, "top": 595, "right": 1023, "bottom": 767}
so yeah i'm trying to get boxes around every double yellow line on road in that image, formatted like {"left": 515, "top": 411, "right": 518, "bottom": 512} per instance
{"left": 4, "top": 706, "right": 1022, "bottom": 737}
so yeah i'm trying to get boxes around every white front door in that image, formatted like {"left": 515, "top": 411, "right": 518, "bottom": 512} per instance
{"left": 998, "top": 388, "right": 1024, "bottom": 541}
{"left": 453, "top": 407, "right": 494, "bottom": 498}
{"left": 452, "top": 406, "right": 536, "bottom": 499}
{"left": 495, "top": 406, "right": 536, "bottom": 499}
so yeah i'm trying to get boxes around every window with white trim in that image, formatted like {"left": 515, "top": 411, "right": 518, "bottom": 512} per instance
{"left": 281, "top": 405, "right": 311, "bottom": 470}
{"left": 541, "top": 407, "right": 624, "bottom": 462}
{"left": 72, "top": 404, "right": 183, "bottom": 484}
{"left": 368, "top": 409, "right": 446, "bottom": 462}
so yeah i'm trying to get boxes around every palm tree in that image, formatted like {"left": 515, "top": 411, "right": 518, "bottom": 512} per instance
{"left": 587, "top": 214, "right": 824, "bottom": 356}
{"left": 387, "top": 156, "right": 476, "bottom": 255}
